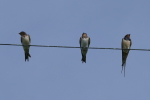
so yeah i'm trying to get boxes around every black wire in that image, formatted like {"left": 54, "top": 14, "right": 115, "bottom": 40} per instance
{"left": 0, "top": 43, "right": 150, "bottom": 51}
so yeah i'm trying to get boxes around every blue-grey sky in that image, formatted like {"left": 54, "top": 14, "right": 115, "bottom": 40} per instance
{"left": 0, "top": 0, "right": 150, "bottom": 100}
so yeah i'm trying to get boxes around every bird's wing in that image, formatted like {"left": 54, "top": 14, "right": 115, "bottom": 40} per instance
{"left": 88, "top": 37, "right": 90, "bottom": 47}
{"left": 130, "top": 40, "right": 132, "bottom": 47}
{"left": 79, "top": 37, "right": 82, "bottom": 47}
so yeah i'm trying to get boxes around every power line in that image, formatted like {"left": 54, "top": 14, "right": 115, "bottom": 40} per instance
{"left": 0, "top": 43, "right": 150, "bottom": 51}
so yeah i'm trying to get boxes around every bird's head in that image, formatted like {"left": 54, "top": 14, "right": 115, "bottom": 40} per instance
{"left": 125, "top": 34, "right": 130, "bottom": 38}
{"left": 124, "top": 34, "right": 131, "bottom": 40}
{"left": 82, "top": 33, "right": 87, "bottom": 38}
{"left": 19, "top": 31, "right": 26, "bottom": 36}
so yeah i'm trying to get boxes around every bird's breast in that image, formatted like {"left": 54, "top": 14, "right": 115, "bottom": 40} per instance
{"left": 81, "top": 38, "right": 89, "bottom": 47}
{"left": 22, "top": 36, "right": 30, "bottom": 45}
{"left": 122, "top": 39, "right": 131, "bottom": 52}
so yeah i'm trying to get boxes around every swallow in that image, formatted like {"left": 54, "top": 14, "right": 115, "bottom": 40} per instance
{"left": 121, "top": 34, "right": 132, "bottom": 77}
{"left": 19, "top": 31, "right": 31, "bottom": 61}
{"left": 79, "top": 33, "right": 90, "bottom": 63}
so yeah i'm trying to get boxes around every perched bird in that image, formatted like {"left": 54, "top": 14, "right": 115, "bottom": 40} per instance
{"left": 19, "top": 31, "right": 31, "bottom": 61}
{"left": 121, "top": 34, "right": 132, "bottom": 77}
{"left": 79, "top": 33, "right": 90, "bottom": 63}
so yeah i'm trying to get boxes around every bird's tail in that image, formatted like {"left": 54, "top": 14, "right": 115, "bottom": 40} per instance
{"left": 121, "top": 63, "right": 126, "bottom": 77}
{"left": 82, "top": 55, "right": 86, "bottom": 63}
{"left": 121, "top": 53, "right": 128, "bottom": 77}
{"left": 25, "top": 52, "right": 31, "bottom": 61}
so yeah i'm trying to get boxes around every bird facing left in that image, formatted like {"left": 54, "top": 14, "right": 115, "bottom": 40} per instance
{"left": 19, "top": 31, "right": 31, "bottom": 61}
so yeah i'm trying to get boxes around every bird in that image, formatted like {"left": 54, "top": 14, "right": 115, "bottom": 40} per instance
{"left": 121, "top": 34, "right": 132, "bottom": 77}
{"left": 79, "top": 33, "right": 90, "bottom": 63}
{"left": 19, "top": 31, "right": 31, "bottom": 61}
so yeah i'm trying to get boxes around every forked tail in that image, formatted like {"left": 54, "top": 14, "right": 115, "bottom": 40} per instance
{"left": 25, "top": 52, "right": 31, "bottom": 61}
{"left": 82, "top": 55, "right": 86, "bottom": 63}
{"left": 121, "top": 63, "right": 126, "bottom": 77}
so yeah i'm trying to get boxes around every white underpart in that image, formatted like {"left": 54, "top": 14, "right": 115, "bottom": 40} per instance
{"left": 122, "top": 39, "right": 131, "bottom": 53}
{"left": 22, "top": 35, "right": 30, "bottom": 49}
{"left": 81, "top": 38, "right": 89, "bottom": 50}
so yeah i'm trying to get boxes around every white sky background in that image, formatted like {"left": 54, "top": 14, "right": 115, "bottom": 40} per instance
{"left": 0, "top": 0, "right": 150, "bottom": 100}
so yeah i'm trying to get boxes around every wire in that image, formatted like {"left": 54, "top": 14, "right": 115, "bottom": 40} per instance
{"left": 0, "top": 43, "right": 150, "bottom": 51}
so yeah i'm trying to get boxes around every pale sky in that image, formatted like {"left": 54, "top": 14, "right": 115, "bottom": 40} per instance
{"left": 0, "top": 0, "right": 150, "bottom": 100}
